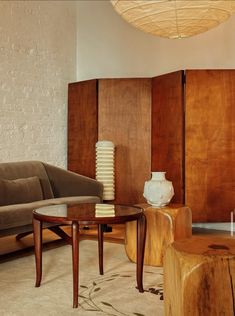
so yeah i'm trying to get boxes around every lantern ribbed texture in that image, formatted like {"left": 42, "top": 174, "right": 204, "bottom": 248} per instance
{"left": 111, "top": 0, "right": 235, "bottom": 39}
{"left": 96, "top": 141, "right": 115, "bottom": 201}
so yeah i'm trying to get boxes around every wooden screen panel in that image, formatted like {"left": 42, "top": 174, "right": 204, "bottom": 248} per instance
{"left": 185, "top": 70, "right": 235, "bottom": 222}
{"left": 152, "top": 71, "right": 184, "bottom": 204}
{"left": 98, "top": 79, "right": 152, "bottom": 204}
{"left": 68, "top": 80, "right": 98, "bottom": 178}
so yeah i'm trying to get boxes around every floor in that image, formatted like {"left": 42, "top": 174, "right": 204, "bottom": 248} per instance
{"left": 0, "top": 224, "right": 125, "bottom": 261}
{"left": 0, "top": 224, "right": 231, "bottom": 262}
{"left": 192, "top": 227, "right": 232, "bottom": 237}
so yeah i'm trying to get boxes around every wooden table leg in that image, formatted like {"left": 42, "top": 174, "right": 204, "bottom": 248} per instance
{"left": 136, "top": 214, "right": 146, "bottom": 292}
{"left": 98, "top": 224, "right": 104, "bottom": 275}
{"left": 33, "top": 217, "right": 42, "bottom": 287}
{"left": 72, "top": 222, "right": 79, "bottom": 308}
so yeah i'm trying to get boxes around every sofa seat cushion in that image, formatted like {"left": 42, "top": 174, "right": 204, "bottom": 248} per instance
{"left": 0, "top": 196, "right": 101, "bottom": 230}
{"left": 0, "top": 176, "right": 43, "bottom": 206}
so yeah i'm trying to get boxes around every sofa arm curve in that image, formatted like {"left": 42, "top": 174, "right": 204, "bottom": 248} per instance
{"left": 43, "top": 163, "right": 103, "bottom": 201}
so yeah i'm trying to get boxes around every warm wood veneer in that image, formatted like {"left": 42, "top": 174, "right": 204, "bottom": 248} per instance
{"left": 185, "top": 70, "right": 235, "bottom": 222}
{"left": 152, "top": 71, "right": 184, "bottom": 204}
{"left": 68, "top": 80, "right": 98, "bottom": 178}
{"left": 98, "top": 79, "right": 152, "bottom": 204}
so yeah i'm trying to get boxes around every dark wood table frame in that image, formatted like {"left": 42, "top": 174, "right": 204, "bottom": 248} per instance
{"left": 32, "top": 204, "right": 146, "bottom": 308}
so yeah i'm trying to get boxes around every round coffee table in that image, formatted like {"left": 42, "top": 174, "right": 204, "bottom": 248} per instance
{"left": 32, "top": 203, "right": 146, "bottom": 308}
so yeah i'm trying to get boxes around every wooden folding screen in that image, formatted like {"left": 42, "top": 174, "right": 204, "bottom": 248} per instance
{"left": 98, "top": 79, "right": 152, "bottom": 204}
{"left": 68, "top": 80, "right": 97, "bottom": 178}
{"left": 68, "top": 78, "right": 152, "bottom": 205}
{"left": 68, "top": 70, "right": 235, "bottom": 222}
{"left": 185, "top": 70, "right": 235, "bottom": 222}
{"left": 152, "top": 71, "right": 184, "bottom": 204}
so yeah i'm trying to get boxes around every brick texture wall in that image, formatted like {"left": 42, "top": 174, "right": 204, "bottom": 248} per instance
{"left": 0, "top": 1, "right": 76, "bottom": 168}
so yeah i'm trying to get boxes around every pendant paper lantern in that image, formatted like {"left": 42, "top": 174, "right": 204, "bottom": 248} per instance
{"left": 96, "top": 140, "right": 115, "bottom": 201}
{"left": 111, "top": 0, "right": 235, "bottom": 39}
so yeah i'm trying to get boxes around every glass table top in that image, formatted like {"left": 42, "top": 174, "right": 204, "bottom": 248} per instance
{"left": 33, "top": 203, "right": 143, "bottom": 222}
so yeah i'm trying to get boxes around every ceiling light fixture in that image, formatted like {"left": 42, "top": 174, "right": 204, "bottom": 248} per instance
{"left": 111, "top": 0, "right": 235, "bottom": 39}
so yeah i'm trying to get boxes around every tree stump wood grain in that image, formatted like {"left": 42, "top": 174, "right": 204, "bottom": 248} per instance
{"left": 125, "top": 203, "right": 192, "bottom": 266}
{"left": 164, "top": 236, "right": 235, "bottom": 316}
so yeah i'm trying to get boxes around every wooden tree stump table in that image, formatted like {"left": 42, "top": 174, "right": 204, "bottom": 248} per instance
{"left": 164, "top": 236, "right": 235, "bottom": 316}
{"left": 125, "top": 203, "right": 192, "bottom": 266}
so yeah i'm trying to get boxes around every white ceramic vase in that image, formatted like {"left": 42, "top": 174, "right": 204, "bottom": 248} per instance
{"left": 143, "top": 172, "right": 174, "bottom": 207}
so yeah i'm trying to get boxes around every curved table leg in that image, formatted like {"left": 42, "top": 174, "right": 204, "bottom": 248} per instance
{"left": 136, "top": 214, "right": 146, "bottom": 292}
{"left": 72, "top": 222, "right": 79, "bottom": 308}
{"left": 33, "top": 217, "right": 42, "bottom": 287}
{"left": 98, "top": 224, "right": 104, "bottom": 275}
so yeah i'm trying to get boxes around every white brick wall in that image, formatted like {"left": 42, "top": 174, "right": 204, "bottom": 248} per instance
{"left": 0, "top": 1, "right": 76, "bottom": 168}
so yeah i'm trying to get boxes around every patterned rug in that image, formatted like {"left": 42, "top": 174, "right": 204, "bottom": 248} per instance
{"left": 0, "top": 240, "right": 164, "bottom": 316}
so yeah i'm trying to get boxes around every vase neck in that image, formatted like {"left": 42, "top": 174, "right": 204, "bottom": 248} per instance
{"left": 151, "top": 172, "right": 166, "bottom": 180}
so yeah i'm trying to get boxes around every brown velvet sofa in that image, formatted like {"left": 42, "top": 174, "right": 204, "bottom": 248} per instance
{"left": 0, "top": 161, "right": 103, "bottom": 238}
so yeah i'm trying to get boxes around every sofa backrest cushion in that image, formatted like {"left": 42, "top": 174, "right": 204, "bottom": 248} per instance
{"left": 0, "top": 176, "right": 43, "bottom": 206}
{"left": 0, "top": 161, "right": 54, "bottom": 200}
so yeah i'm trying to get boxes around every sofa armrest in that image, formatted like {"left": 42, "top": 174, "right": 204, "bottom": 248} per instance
{"left": 43, "top": 163, "right": 103, "bottom": 200}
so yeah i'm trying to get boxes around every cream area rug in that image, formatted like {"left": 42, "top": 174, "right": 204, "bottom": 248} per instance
{"left": 0, "top": 240, "right": 164, "bottom": 316}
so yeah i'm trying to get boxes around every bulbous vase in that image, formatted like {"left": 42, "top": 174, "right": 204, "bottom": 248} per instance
{"left": 143, "top": 172, "right": 174, "bottom": 207}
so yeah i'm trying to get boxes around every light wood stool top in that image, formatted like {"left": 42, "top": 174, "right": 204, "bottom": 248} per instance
{"left": 164, "top": 235, "right": 235, "bottom": 316}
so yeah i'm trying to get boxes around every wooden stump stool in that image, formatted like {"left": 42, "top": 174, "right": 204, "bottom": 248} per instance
{"left": 164, "top": 236, "right": 235, "bottom": 316}
{"left": 125, "top": 203, "right": 192, "bottom": 266}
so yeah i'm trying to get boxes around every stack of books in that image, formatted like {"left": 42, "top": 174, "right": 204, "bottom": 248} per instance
{"left": 95, "top": 204, "right": 115, "bottom": 217}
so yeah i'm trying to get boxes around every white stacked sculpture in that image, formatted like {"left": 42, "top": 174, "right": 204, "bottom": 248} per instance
{"left": 96, "top": 140, "right": 115, "bottom": 201}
